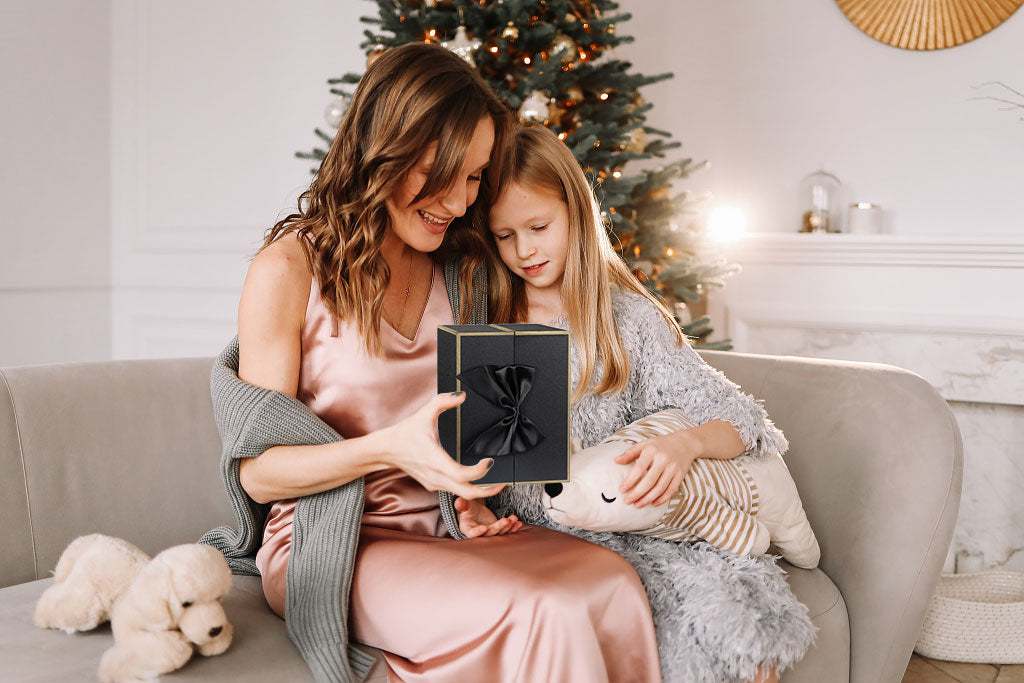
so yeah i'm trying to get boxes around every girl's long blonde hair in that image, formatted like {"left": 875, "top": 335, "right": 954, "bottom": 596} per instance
{"left": 487, "top": 124, "right": 684, "bottom": 402}
{"left": 264, "top": 42, "right": 511, "bottom": 357}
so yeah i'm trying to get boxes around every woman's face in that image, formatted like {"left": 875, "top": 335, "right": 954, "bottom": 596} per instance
{"left": 385, "top": 116, "right": 495, "bottom": 253}
{"left": 488, "top": 181, "right": 571, "bottom": 296}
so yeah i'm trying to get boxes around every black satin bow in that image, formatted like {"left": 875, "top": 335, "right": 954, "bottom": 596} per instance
{"left": 456, "top": 364, "right": 546, "bottom": 457}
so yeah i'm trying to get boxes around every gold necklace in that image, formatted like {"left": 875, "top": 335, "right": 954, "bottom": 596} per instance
{"left": 394, "top": 250, "right": 417, "bottom": 329}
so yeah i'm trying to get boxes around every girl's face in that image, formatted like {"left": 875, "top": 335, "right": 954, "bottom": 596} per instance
{"left": 488, "top": 181, "right": 570, "bottom": 295}
{"left": 386, "top": 116, "right": 494, "bottom": 253}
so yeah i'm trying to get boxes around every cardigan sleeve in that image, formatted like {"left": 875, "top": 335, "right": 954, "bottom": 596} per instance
{"left": 622, "top": 294, "right": 789, "bottom": 459}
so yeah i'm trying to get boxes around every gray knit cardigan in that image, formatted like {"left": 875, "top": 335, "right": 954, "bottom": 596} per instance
{"left": 199, "top": 259, "right": 484, "bottom": 683}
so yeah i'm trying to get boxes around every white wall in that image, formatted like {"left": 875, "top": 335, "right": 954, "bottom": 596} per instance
{"left": 619, "top": 1, "right": 1024, "bottom": 236}
{"left": 0, "top": 0, "right": 112, "bottom": 366}
{"left": 109, "top": 0, "right": 366, "bottom": 359}
{"left": 6, "top": 0, "right": 1022, "bottom": 363}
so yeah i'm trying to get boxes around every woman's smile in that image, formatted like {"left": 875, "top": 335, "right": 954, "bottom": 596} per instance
{"left": 418, "top": 209, "right": 452, "bottom": 234}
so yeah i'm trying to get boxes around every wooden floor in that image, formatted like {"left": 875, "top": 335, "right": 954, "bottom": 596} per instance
{"left": 903, "top": 654, "right": 1024, "bottom": 682}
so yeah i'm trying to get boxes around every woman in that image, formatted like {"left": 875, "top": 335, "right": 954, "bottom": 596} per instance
{"left": 484, "top": 124, "right": 816, "bottom": 683}
{"left": 220, "top": 43, "right": 661, "bottom": 682}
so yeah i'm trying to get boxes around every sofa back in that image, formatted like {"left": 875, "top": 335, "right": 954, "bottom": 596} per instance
{"left": 0, "top": 358, "right": 231, "bottom": 588}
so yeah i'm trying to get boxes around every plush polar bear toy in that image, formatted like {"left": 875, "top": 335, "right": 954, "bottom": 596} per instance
{"left": 34, "top": 534, "right": 233, "bottom": 682}
{"left": 542, "top": 409, "right": 821, "bottom": 569}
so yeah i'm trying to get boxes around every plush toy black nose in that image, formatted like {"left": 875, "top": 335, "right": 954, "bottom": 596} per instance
{"left": 209, "top": 626, "right": 223, "bottom": 638}
{"left": 544, "top": 482, "right": 563, "bottom": 498}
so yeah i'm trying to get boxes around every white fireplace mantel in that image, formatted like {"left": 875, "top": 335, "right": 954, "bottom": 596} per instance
{"left": 714, "top": 233, "right": 1024, "bottom": 269}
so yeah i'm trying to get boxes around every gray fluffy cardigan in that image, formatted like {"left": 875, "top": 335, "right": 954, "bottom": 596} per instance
{"left": 199, "top": 259, "right": 482, "bottom": 683}
{"left": 498, "top": 290, "right": 815, "bottom": 683}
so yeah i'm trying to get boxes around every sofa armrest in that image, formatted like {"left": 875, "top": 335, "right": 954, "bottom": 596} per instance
{"left": 699, "top": 351, "right": 963, "bottom": 683}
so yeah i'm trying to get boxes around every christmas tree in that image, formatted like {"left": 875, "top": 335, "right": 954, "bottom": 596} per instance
{"left": 300, "top": 0, "right": 738, "bottom": 349}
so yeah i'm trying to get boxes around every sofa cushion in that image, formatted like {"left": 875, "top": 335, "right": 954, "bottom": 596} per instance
{"left": 779, "top": 560, "right": 850, "bottom": 682}
{"left": 0, "top": 576, "right": 386, "bottom": 682}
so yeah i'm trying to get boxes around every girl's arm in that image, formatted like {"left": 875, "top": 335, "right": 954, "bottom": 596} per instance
{"left": 625, "top": 295, "right": 789, "bottom": 460}
{"left": 616, "top": 294, "right": 789, "bottom": 507}
{"left": 236, "top": 234, "right": 500, "bottom": 505}
{"left": 615, "top": 419, "right": 745, "bottom": 507}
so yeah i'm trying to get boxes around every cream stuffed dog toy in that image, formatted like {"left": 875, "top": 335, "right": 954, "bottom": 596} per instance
{"left": 34, "top": 534, "right": 151, "bottom": 633}
{"left": 35, "top": 534, "right": 233, "bottom": 682}
{"left": 542, "top": 409, "right": 821, "bottom": 569}
{"left": 98, "top": 543, "right": 233, "bottom": 682}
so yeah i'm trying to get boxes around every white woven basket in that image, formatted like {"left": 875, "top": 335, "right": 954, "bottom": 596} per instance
{"left": 914, "top": 569, "right": 1024, "bottom": 664}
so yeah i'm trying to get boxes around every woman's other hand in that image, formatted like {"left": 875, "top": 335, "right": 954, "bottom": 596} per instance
{"left": 454, "top": 497, "right": 523, "bottom": 538}
{"left": 614, "top": 430, "right": 700, "bottom": 508}
{"left": 377, "top": 391, "right": 507, "bottom": 501}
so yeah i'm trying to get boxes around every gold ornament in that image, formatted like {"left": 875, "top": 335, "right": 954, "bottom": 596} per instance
{"left": 565, "top": 84, "right": 584, "bottom": 103}
{"left": 550, "top": 32, "right": 578, "bottom": 66}
{"left": 366, "top": 44, "right": 387, "bottom": 68}
{"left": 625, "top": 127, "right": 647, "bottom": 153}
{"left": 547, "top": 101, "right": 566, "bottom": 121}
{"left": 502, "top": 22, "right": 519, "bottom": 40}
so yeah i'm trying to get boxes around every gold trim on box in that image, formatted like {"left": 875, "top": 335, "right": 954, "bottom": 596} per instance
{"left": 836, "top": 0, "right": 1023, "bottom": 50}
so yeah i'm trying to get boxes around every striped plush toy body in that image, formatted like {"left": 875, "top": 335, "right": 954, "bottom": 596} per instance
{"left": 541, "top": 409, "right": 820, "bottom": 569}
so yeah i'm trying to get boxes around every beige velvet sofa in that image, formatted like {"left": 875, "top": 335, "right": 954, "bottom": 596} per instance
{"left": 0, "top": 350, "right": 962, "bottom": 682}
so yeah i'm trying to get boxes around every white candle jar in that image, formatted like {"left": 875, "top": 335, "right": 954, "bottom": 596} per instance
{"left": 847, "top": 203, "right": 883, "bottom": 234}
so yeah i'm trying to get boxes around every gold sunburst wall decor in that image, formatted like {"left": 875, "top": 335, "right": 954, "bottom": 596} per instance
{"left": 836, "top": 0, "right": 1024, "bottom": 50}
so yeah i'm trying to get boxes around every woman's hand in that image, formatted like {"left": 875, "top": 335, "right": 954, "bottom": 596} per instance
{"left": 376, "top": 391, "right": 507, "bottom": 501}
{"left": 454, "top": 497, "right": 524, "bottom": 538}
{"left": 615, "top": 430, "right": 701, "bottom": 508}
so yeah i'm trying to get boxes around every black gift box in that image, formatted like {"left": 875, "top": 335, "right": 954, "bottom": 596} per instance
{"left": 437, "top": 324, "right": 570, "bottom": 486}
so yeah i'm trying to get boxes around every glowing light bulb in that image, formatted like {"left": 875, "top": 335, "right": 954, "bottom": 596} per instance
{"left": 523, "top": 56, "right": 531, "bottom": 65}
{"left": 706, "top": 206, "right": 748, "bottom": 244}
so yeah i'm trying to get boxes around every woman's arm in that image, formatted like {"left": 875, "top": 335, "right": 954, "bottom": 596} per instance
{"left": 236, "top": 234, "right": 382, "bottom": 503}
{"left": 235, "top": 234, "right": 500, "bottom": 504}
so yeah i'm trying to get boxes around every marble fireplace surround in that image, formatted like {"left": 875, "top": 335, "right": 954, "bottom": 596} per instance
{"left": 709, "top": 233, "right": 1024, "bottom": 573}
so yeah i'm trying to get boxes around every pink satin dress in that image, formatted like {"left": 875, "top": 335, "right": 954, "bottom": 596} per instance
{"left": 256, "top": 262, "right": 661, "bottom": 683}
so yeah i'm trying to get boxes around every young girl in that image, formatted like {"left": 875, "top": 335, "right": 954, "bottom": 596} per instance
{"left": 484, "top": 124, "right": 814, "bottom": 683}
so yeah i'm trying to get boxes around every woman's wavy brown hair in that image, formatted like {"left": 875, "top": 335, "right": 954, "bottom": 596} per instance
{"left": 263, "top": 42, "right": 512, "bottom": 357}
{"left": 486, "top": 124, "right": 684, "bottom": 402}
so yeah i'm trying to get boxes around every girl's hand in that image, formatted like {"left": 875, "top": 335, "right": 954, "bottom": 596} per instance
{"left": 454, "top": 497, "right": 524, "bottom": 538}
{"left": 377, "top": 392, "right": 507, "bottom": 501}
{"left": 614, "top": 430, "right": 700, "bottom": 508}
